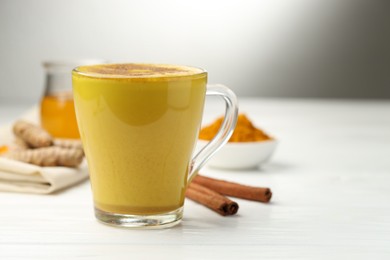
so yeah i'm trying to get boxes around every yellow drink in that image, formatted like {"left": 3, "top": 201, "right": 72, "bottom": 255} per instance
{"left": 72, "top": 64, "right": 207, "bottom": 215}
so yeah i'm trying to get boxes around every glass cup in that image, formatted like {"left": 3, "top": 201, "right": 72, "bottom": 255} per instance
{"left": 72, "top": 63, "right": 238, "bottom": 228}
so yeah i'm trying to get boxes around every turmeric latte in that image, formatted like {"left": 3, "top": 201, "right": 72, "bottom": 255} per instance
{"left": 73, "top": 64, "right": 207, "bottom": 215}
{"left": 199, "top": 114, "right": 271, "bottom": 142}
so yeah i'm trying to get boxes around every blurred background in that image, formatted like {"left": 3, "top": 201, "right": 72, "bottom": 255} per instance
{"left": 0, "top": 0, "right": 389, "bottom": 103}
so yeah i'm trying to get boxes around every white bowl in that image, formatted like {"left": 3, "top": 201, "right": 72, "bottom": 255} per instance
{"left": 196, "top": 139, "right": 278, "bottom": 170}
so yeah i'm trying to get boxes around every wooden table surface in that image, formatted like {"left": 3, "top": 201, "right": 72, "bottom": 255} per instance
{"left": 0, "top": 98, "right": 389, "bottom": 259}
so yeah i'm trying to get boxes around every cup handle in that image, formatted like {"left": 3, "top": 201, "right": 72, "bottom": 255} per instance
{"left": 187, "top": 84, "right": 238, "bottom": 184}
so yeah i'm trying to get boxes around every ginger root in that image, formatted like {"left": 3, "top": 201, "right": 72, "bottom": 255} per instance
{"left": 13, "top": 137, "right": 30, "bottom": 150}
{"left": 13, "top": 120, "right": 53, "bottom": 148}
{"left": 53, "top": 138, "right": 83, "bottom": 151}
{"left": 4, "top": 146, "right": 84, "bottom": 167}
{"left": 1, "top": 120, "right": 85, "bottom": 167}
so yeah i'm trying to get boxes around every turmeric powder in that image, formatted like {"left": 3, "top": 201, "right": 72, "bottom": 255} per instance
{"left": 0, "top": 145, "right": 8, "bottom": 155}
{"left": 199, "top": 114, "right": 271, "bottom": 142}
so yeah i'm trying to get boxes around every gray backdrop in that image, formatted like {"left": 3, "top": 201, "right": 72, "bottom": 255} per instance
{"left": 1, "top": 0, "right": 389, "bottom": 102}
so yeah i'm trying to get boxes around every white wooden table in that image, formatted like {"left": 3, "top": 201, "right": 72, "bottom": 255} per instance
{"left": 0, "top": 98, "right": 389, "bottom": 259}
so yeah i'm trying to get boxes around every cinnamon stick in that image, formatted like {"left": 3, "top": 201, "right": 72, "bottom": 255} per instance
{"left": 193, "top": 175, "right": 272, "bottom": 203}
{"left": 185, "top": 182, "right": 239, "bottom": 216}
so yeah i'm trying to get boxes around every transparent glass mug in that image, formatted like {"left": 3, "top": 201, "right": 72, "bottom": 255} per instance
{"left": 72, "top": 64, "right": 238, "bottom": 228}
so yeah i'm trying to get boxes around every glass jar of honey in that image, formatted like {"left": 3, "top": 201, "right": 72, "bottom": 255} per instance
{"left": 40, "top": 60, "right": 103, "bottom": 139}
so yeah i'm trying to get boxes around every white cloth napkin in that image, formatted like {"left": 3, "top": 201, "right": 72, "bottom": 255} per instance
{"left": 0, "top": 107, "right": 89, "bottom": 194}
